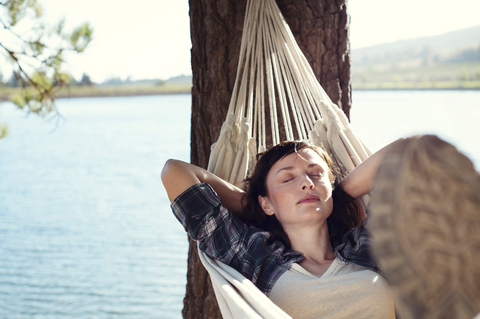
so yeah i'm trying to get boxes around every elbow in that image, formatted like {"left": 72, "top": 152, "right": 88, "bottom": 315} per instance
{"left": 339, "top": 179, "right": 356, "bottom": 199}
{"left": 161, "top": 159, "right": 181, "bottom": 184}
{"left": 339, "top": 176, "right": 367, "bottom": 199}
{"left": 161, "top": 159, "right": 200, "bottom": 202}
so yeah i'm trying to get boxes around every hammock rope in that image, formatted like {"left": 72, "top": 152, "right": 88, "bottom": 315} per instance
{"left": 201, "top": 0, "right": 373, "bottom": 317}
{"left": 207, "top": 0, "right": 371, "bottom": 191}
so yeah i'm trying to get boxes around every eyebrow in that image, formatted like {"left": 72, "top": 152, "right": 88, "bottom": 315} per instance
{"left": 274, "top": 163, "right": 324, "bottom": 176}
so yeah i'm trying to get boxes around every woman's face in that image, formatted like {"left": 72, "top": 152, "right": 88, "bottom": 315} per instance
{"left": 259, "top": 148, "right": 334, "bottom": 229}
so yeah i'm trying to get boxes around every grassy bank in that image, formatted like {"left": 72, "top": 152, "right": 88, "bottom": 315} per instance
{"left": 352, "top": 61, "right": 480, "bottom": 90}
{"left": 1, "top": 80, "right": 478, "bottom": 105}
{"left": 0, "top": 84, "right": 192, "bottom": 103}
{"left": 353, "top": 81, "right": 480, "bottom": 90}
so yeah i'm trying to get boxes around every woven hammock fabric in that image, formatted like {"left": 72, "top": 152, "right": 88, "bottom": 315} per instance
{"left": 207, "top": 0, "right": 372, "bottom": 189}
{"left": 199, "top": 243, "right": 293, "bottom": 319}
{"left": 201, "top": 0, "right": 373, "bottom": 317}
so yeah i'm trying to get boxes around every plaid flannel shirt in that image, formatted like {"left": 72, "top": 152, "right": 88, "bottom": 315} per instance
{"left": 171, "top": 182, "right": 378, "bottom": 296}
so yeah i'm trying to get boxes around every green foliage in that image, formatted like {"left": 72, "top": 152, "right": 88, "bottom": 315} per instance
{"left": 0, "top": 122, "right": 7, "bottom": 138}
{"left": 70, "top": 22, "right": 93, "bottom": 52}
{"left": 0, "top": 0, "right": 93, "bottom": 120}
{"left": 5, "top": 0, "right": 42, "bottom": 26}
{"left": 460, "top": 68, "right": 469, "bottom": 81}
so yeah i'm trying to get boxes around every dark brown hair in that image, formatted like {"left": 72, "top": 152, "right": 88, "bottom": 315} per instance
{"left": 241, "top": 141, "right": 362, "bottom": 249}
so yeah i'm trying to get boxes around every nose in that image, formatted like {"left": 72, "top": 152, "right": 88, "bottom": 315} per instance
{"left": 301, "top": 175, "right": 315, "bottom": 190}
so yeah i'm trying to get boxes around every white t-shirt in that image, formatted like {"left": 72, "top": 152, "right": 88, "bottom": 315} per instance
{"left": 269, "top": 258, "right": 395, "bottom": 319}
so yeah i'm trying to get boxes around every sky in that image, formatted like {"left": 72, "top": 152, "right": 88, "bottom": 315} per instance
{"left": 31, "top": 0, "right": 480, "bottom": 83}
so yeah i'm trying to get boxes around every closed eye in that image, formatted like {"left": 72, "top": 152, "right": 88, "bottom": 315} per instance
{"left": 309, "top": 173, "right": 324, "bottom": 178}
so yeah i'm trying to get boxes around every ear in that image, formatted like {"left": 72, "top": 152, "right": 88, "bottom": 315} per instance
{"left": 258, "top": 195, "right": 275, "bottom": 216}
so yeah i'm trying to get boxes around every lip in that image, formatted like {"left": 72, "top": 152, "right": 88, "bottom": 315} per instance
{"left": 297, "top": 195, "right": 320, "bottom": 204}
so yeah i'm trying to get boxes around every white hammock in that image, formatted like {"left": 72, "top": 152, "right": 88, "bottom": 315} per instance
{"left": 201, "top": 0, "right": 372, "bottom": 317}
{"left": 199, "top": 243, "right": 292, "bottom": 319}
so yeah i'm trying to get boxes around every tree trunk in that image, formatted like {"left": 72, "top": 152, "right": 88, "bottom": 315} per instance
{"left": 185, "top": 0, "right": 351, "bottom": 318}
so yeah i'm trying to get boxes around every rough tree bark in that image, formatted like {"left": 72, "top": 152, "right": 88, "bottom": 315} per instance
{"left": 185, "top": 0, "right": 351, "bottom": 318}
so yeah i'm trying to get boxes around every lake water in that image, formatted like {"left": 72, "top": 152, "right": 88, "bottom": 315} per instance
{"left": 0, "top": 91, "right": 479, "bottom": 318}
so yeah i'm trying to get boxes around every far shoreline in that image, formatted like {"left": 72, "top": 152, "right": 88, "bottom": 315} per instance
{"left": 352, "top": 87, "right": 480, "bottom": 91}
{"left": 1, "top": 83, "right": 479, "bottom": 104}
{"left": 0, "top": 85, "right": 192, "bottom": 103}
{"left": 53, "top": 89, "right": 192, "bottom": 100}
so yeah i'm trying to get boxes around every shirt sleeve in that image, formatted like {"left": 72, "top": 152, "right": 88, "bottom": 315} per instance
{"left": 171, "top": 182, "right": 254, "bottom": 267}
{"left": 170, "top": 182, "right": 304, "bottom": 295}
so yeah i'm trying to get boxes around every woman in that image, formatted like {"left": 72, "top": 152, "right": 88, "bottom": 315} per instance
{"left": 161, "top": 140, "right": 396, "bottom": 318}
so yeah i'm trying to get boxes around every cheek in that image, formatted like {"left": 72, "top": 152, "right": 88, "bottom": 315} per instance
{"left": 269, "top": 187, "right": 287, "bottom": 206}
{"left": 318, "top": 178, "right": 333, "bottom": 197}
{"left": 267, "top": 185, "right": 295, "bottom": 212}
{"left": 327, "top": 181, "right": 333, "bottom": 195}
{"left": 326, "top": 196, "right": 334, "bottom": 215}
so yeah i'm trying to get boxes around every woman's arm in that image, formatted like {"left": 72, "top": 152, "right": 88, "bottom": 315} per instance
{"left": 340, "top": 139, "right": 404, "bottom": 199}
{"left": 161, "top": 159, "right": 245, "bottom": 217}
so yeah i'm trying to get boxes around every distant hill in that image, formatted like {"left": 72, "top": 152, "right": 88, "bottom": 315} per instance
{"left": 352, "top": 25, "right": 480, "bottom": 66}
{"left": 161, "top": 26, "right": 480, "bottom": 90}
{"left": 94, "top": 25, "right": 480, "bottom": 92}
{"left": 351, "top": 25, "right": 480, "bottom": 89}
